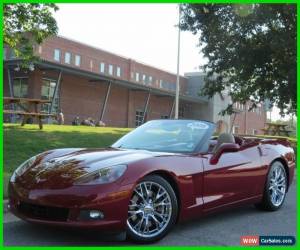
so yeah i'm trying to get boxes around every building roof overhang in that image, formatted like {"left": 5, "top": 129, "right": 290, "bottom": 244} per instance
{"left": 4, "top": 59, "right": 208, "bottom": 104}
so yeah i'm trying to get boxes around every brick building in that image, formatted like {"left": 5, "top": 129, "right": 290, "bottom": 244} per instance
{"left": 231, "top": 102, "right": 267, "bottom": 135}
{"left": 3, "top": 35, "right": 266, "bottom": 134}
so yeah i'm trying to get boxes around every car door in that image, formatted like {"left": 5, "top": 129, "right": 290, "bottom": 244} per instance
{"left": 202, "top": 144, "right": 266, "bottom": 212}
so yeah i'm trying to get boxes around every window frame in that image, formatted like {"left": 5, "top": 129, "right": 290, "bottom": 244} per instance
{"left": 108, "top": 64, "right": 114, "bottom": 75}
{"left": 159, "top": 79, "right": 163, "bottom": 88}
{"left": 75, "top": 54, "right": 81, "bottom": 66}
{"left": 178, "top": 106, "right": 185, "bottom": 118}
{"left": 54, "top": 49, "right": 61, "bottom": 62}
{"left": 142, "top": 74, "right": 146, "bottom": 84}
{"left": 100, "top": 62, "right": 105, "bottom": 73}
{"left": 116, "top": 66, "right": 121, "bottom": 77}
{"left": 40, "top": 78, "right": 60, "bottom": 113}
{"left": 135, "top": 110, "right": 144, "bottom": 127}
{"left": 64, "top": 52, "right": 71, "bottom": 64}
{"left": 135, "top": 72, "right": 140, "bottom": 82}
{"left": 148, "top": 76, "right": 153, "bottom": 85}
{"left": 13, "top": 77, "right": 29, "bottom": 98}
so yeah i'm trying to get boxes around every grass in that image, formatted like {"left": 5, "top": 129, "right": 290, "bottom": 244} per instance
{"left": 3, "top": 123, "right": 131, "bottom": 198}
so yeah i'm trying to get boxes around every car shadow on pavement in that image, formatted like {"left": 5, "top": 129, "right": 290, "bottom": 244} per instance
{"left": 4, "top": 221, "right": 130, "bottom": 246}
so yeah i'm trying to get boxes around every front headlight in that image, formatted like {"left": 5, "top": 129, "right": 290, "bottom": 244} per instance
{"left": 74, "top": 165, "right": 127, "bottom": 185}
{"left": 10, "top": 156, "right": 37, "bottom": 182}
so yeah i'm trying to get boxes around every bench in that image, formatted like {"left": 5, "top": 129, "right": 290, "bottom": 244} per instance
{"left": 4, "top": 110, "right": 56, "bottom": 129}
{"left": 3, "top": 96, "right": 59, "bottom": 130}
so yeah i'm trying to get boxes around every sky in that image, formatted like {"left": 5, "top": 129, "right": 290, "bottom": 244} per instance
{"left": 53, "top": 3, "right": 290, "bottom": 121}
{"left": 53, "top": 4, "right": 206, "bottom": 75}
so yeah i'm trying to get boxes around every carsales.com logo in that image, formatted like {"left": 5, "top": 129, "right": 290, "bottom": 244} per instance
{"left": 240, "top": 236, "right": 295, "bottom": 246}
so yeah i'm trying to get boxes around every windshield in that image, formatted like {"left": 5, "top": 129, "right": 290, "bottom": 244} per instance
{"left": 112, "top": 120, "right": 215, "bottom": 153}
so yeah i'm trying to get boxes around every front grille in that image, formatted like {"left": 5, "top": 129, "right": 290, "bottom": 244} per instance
{"left": 18, "top": 202, "right": 69, "bottom": 222}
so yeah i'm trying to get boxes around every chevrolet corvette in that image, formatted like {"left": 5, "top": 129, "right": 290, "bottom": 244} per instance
{"left": 9, "top": 120, "right": 295, "bottom": 243}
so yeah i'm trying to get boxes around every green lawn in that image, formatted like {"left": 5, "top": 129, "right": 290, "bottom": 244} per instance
{"left": 3, "top": 123, "right": 131, "bottom": 197}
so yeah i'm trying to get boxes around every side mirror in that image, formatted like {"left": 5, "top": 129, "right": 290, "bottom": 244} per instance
{"left": 210, "top": 143, "right": 240, "bottom": 165}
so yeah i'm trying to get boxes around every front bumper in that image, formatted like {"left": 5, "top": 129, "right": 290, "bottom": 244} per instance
{"left": 9, "top": 181, "right": 133, "bottom": 231}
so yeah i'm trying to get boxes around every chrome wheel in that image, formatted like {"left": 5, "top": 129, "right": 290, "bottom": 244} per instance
{"left": 269, "top": 163, "right": 286, "bottom": 207}
{"left": 127, "top": 181, "right": 172, "bottom": 238}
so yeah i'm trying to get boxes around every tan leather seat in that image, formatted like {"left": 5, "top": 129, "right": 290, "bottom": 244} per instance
{"left": 213, "top": 133, "right": 235, "bottom": 153}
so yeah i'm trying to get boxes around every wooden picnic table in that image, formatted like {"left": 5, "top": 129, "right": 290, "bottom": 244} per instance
{"left": 262, "top": 122, "right": 292, "bottom": 137}
{"left": 3, "top": 97, "right": 56, "bottom": 129}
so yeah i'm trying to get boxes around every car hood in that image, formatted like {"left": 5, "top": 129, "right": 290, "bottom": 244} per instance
{"left": 17, "top": 148, "right": 172, "bottom": 189}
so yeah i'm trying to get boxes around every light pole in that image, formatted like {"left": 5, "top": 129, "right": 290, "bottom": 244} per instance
{"left": 174, "top": 4, "right": 181, "bottom": 119}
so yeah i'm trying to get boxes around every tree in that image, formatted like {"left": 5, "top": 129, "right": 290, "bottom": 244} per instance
{"left": 180, "top": 4, "right": 296, "bottom": 116}
{"left": 3, "top": 4, "right": 59, "bottom": 66}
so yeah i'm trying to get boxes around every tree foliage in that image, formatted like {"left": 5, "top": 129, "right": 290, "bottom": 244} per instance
{"left": 180, "top": 4, "right": 296, "bottom": 116}
{"left": 3, "top": 4, "right": 59, "bottom": 66}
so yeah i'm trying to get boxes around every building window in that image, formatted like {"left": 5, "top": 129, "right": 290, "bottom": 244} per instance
{"left": 253, "top": 129, "right": 258, "bottom": 135}
{"left": 233, "top": 126, "right": 239, "bottom": 135}
{"left": 142, "top": 74, "right": 146, "bottom": 84}
{"left": 13, "top": 78, "right": 28, "bottom": 97}
{"left": 148, "top": 76, "right": 153, "bottom": 85}
{"left": 179, "top": 106, "right": 184, "bottom": 118}
{"left": 100, "top": 62, "right": 105, "bottom": 73}
{"left": 54, "top": 49, "right": 60, "bottom": 61}
{"left": 161, "top": 80, "right": 176, "bottom": 91}
{"left": 116, "top": 66, "right": 121, "bottom": 77}
{"left": 41, "top": 78, "right": 59, "bottom": 113}
{"left": 170, "top": 83, "right": 176, "bottom": 91}
{"left": 75, "top": 55, "right": 81, "bottom": 66}
{"left": 64, "top": 52, "right": 71, "bottom": 64}
{"left": 159, "top": 80, "right": 163, "bottom": 88}
{"left": 38, "top": 46, "right": 42, "bottom": 54}
{"left": 135, "top": 110, "right": 144, "bottom": 127}
{"left": 108, "top": 64, "right": 113, "bottom": 75}
{"left": 135, "top": 72, "right": 140, "bottom": 82}
{"left": 161, "top": 115, "right": 169, "bottom": 119}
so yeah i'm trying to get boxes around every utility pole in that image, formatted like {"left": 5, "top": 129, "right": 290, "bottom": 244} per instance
{"left": 174, "top": 4, "right": 181, "bottom": 119}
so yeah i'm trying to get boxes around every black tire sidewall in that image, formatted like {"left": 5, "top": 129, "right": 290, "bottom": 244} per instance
{"left": 126, "top": 175, "right": 178, "bottom": 243}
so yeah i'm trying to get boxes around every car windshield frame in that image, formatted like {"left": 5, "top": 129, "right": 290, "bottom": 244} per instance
{"left": 112, "top": 119, "right": 216, "bottom": 154}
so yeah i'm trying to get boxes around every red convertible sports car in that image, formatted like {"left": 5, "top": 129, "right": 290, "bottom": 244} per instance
{"left": 9, "top": 120, "right": 295, "bottom": 243}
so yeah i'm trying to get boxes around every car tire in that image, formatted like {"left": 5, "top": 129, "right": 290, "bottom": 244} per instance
{"left": 255, "top": 161, "right": 287, "bottom": 211}
{"left": 126, "top": 175, "right": 178, "bottom": 243}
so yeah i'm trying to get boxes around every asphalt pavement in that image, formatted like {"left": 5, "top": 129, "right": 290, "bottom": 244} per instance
{"left": 4, "top": 182, "right": 296, "bottom": 246}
